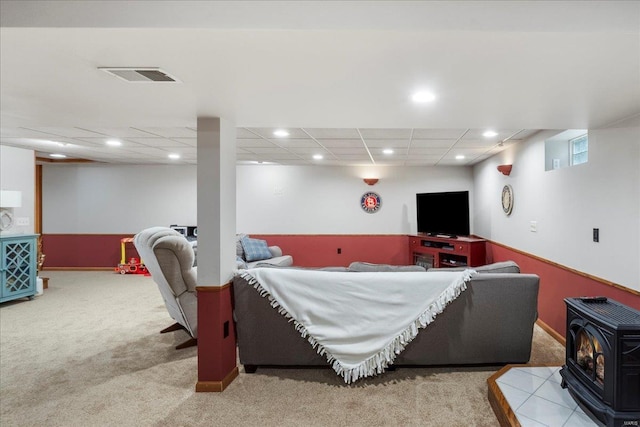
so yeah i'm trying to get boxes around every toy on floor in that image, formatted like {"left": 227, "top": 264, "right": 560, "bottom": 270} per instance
{"left": 115, "top": 237, "right": 148, "bottom": 275}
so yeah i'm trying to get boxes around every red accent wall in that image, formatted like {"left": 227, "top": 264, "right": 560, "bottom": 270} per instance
{"left": 42, "top": 234, "right": 140, "bottom": 268}
{"left": 251, "top": 234, "right": 411, "bottom": 267}
{"left": 486, "top": 242, "right": 640, "bottom": 338}
{"left": 43, "top": 233, "right": 410, "bottom": 269}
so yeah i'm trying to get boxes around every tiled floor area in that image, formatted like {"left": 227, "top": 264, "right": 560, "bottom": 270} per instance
{"left": 495, "top": 366, "right": 599, "bottom": 427}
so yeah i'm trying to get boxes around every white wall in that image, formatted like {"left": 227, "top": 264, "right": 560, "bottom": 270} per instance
{"left": 0, "top": 145, "right": 35, "bottom": 235}
{"left": 236, "top": 165, "right": 474, "bottom": 234}
{"left": 473, "top": 115, "right": 640, "bottom": 290}
{"left": 42, "top": 164, "right": 197, "bottom": 234}
{"left": 42, "top": 163, "right": 474, "bottom": 235}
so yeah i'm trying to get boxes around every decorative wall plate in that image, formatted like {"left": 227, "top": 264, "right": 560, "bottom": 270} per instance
{"left": 361, "top": 192, "right": 382, "bottom": 213}
{"left": 501, "top": 185, "right": 514, "bottom": 215}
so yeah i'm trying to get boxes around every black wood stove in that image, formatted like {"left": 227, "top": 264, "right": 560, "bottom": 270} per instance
{"left": 560, "top": 297, "right": 640, "bottom": 427}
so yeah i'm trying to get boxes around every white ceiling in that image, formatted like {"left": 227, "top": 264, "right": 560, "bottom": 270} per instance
{"left": 1, "top": 1, "right": 638, "bottom": 166}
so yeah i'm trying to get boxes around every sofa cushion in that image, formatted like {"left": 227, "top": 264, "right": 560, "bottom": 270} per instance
{"left": 241, "top": 236, "right": 273, "bottom": 262}
{"left": 348, "top": 262, "right": 427, "bottom": 272}
{"left": 236, "top": 233, "right": 248, "bottom": 259}
{"left": 475, "top": 261, "right": 520, "bottom": 274}
{"left": 430, "top": 260, "right": 520, "bottom": 274}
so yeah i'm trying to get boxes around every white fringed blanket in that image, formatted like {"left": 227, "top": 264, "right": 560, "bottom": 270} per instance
{"left": 240, "top": 267, "right": 476, "bottom": 383}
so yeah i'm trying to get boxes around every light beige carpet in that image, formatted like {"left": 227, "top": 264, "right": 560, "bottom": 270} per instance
{"left": 0, "top": 271, "right": 565, "bottom": 427}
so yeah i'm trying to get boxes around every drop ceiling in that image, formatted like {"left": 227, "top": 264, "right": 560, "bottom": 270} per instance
{"left": 1, "top": 1, "right": 638, "bottom": 166}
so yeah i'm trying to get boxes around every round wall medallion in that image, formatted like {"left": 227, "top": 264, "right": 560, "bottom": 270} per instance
{"left": 501, "top": 185, "right": 514, "bottom": 215}
{"left": 361, "top": 192, "right": 382, "bottom": 213}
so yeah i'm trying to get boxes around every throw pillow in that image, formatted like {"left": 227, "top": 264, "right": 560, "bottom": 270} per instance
{"left": 241, "top": 236, "right": 273, "bottom": 262}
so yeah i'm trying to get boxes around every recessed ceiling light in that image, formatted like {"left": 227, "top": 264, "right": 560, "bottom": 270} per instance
{"left": 455, "top": 155, "right": 465, "bottom": 160}
{"left": 50, "top": 153, "right": 67, "bottom": 158}
{"left": 411, "top": 91, "right": 436, "bottom": 103}
{"left": 313, "top": 154, "right": 323, "bottom": 160}
{"left": 383, "top": 149, "right": 394, "bottom": 155}
{"left": 106, "top": 139, "right": 122, "bottom": 147}
{"left": 273, "top": 129, "right": 290, "bottom": 137}
{"left": 483, "top": 130, "right": 498, "bottom": 138}
{"left": 168, "top": 153, "right": 181, "bottom": 160}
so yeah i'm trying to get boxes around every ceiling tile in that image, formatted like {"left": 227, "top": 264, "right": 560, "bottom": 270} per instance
{"left": 363, "top": 139, "right": 410, "bottom": 148}
{"left": 81, "top": 127, "right": 159, "bottom": 138}
{"left": 452, "top": 139, "right": 497, "bottom": 149}
{"left": 120, "top": 147, "right": 175, "bottom": 157}
{"left": 462, "top": 129, "right": 522, "bottom": 141}
{"left": 134, "top": 127, "right": 197, "bottom": 138}
{"left": 288, "top": 147, "right": 333, "bottom": 155}
{"left": 23, "top": 127, "right": 106, "bottom": 138}
{"left": 123, "top": 137, "right": 189, "bottom": 147}
{"left": 375, "top": 159, "right": 406, "bottom": 165}
{"left": 305, "top": 128, "right": 361, "bottom": 139}
{"left": 410, "top": 139, "right": 455, "bottom": 148}
{"left": 237, "top": 128, "right": 262, "bottom": 139}
{"left": 359, "top": 128, "right": 412, "bottom": 139}
{"left": 237, "top": 138, "right": 277, "bottom": 148}
{"left": 246, "top": 128, "right": 310, "bottom": 139}
{"left": 408, "top": 147, "right": 448, "bottom": 155}
{"left": 314, "top": 139, "right": 363, "bottom": 148}
{"left": 325, "top": 147, "right": 369, "bottom": 155}
{"left": 244, "top": 146, "right": 294, "bottom": 155}
{"left": 267, "top": 153, "right": 307, "bottom": 160}
{"left": 1, "top": 127, "right": 63, "bottom": 138}
{"left": 333, "top": 154, "right": 373, "bottom": 161}
{"left": 274, "top": 138, "right": 322, "bottom": 148}
{"left": 437, "top": 161, "right": 468, "bottom": 166}
{"left": 171, "top": 137, "right": 197, "bottom": 146}
{"left": 404, "top": 159, "right": 438, "bottom": 165}
{"left": 412, "top": 129, "right": 468, "bottom": 139}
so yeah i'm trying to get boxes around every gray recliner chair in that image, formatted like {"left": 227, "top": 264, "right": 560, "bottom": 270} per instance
{"left": 134, "top": 227, "right": 198, "bottom": 349}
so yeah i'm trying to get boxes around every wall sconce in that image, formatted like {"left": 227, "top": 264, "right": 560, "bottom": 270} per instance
{"left": 0, "top": 190, "right": 22, "bottom": 231}
{"left": 497, "top": 165, "right": 513, "bottom": 176}
{"left": 363, "top": 178, "right": 379, "bottom": 186}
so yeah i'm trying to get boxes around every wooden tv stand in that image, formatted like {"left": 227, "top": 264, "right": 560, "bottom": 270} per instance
{"left": 409, "top": 234, "right": 486, "bottom": 269}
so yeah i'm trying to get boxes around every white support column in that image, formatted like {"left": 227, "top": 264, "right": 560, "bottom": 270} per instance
{"left": 196, "top": 117, "right": 236, "bottom": 286}
{"left": 196, "top": 117, "right": 239, "bottom": 391}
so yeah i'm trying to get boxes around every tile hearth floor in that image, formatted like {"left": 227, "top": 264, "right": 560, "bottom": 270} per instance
{"left": 495, "top": 366, "right": 598, "bottom": 427}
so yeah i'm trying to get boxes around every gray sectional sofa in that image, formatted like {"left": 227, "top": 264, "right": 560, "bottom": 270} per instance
{"left": 232, "top": 261, "right": 540, "bottom": 374}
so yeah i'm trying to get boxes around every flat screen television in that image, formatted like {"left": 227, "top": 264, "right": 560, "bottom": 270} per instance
{"left": 416, "top": 191, "right": 470, "bottom": 237}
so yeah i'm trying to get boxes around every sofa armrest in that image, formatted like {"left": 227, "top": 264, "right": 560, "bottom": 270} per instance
{"left": 268, "top": 246, "right": 283, "bottom": 257}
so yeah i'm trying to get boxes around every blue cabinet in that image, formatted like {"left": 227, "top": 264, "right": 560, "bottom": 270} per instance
{"left": 0, "top": 234, "right": 38, "bottom": 303}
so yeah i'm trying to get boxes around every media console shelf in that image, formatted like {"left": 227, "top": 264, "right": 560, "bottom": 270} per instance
{"left": 409, "top": 234, "right": 486, "bottom": 269}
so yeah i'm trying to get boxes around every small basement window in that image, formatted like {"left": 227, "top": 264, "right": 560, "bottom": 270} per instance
{"left": 570, "top": 134, "right": 588, "bottom": 166}
{"left": 544, "top": 129, "right": 588, "bottom": 171}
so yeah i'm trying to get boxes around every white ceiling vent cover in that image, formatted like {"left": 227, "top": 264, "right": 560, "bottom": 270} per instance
{"left": 98, "top": 67, "right": 181, "bottom": 83}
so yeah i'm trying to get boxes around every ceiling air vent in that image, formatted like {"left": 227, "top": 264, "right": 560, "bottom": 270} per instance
{"left": 98, "top": 67, "right": 181, "bottom": 83}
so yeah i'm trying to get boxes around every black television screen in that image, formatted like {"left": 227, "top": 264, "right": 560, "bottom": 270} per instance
{"left": 416, "top": 191, "right": 470, "bottom": 237}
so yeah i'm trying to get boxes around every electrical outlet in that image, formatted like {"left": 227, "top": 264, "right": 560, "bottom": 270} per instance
{"left": 593, "top": 228, "right": 599, "bottom": 242}
{"left": 529, "top": 221, "right": 537, "bottom": 232}
{"left": 16, "top": 217, "right": 30, "bottom": 226}
{"left": 337, "top": 248, "right": 342, "bottom": 254}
